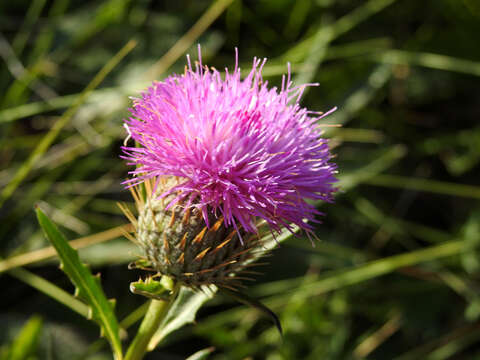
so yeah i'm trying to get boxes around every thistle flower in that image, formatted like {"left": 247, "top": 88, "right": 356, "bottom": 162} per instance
{"left": 121, "top": 49, "right": 338, "bottom": 289}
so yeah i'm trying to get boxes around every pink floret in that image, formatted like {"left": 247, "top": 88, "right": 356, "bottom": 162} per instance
{"left": 122, "top": 49, "right": 338, "bottom": 236}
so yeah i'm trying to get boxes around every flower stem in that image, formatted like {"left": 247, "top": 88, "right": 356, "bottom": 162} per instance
{"left": 124, "top": 298, "right": 172, "bottom": 360}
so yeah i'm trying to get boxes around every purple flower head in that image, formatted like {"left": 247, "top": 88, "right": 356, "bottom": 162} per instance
{"left": 122, "top": 48, "right": 338, "bottom": 238}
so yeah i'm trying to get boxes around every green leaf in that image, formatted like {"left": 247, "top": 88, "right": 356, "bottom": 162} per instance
{"left": 185, "top": 347, "right": 215, "bottom": 360}
{"left": 148, "top": 286, "right": 215, "bottom": 351}
{"left": 35, "top": 207, "right": 123, "bottom": 360}
{"left": 220, "top": 288, "right": 283, "bottom": 336}
{"left": 130, "top": 276, "right": 174, "bottom": 301}
{"left": 7, "top": 315, "right": 43, "bottom": 360}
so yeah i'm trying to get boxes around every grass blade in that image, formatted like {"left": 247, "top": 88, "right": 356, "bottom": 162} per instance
{"left": 0, "top": 39, "right": 136, "bottom": 209}
{"left": 366, "top": 49, "right": 480, "bottom": 77}
{"left": 145, "top": 0, "right": 234, "bottom": 79}
{"left": 0, "top": 224, "right": 132, "bottom": 273}
{"left": 282, "top": 0, "right": 397, "bottom": 63}
{"left": 220, "top": 288, "right": 283, "bottom": 336}
{"left": 8, "top": 267, "right": 89, "bottom": 317}
{"left": 185, "top": 347, "right": 216, "bottom": 360}
{"left": 338, "top": 145, "right": 407, "bottom": 191}
{"left": 7, "top": 315, "right": 43, "bottom": 360}
{"left": 364, "top": 174, "right": 480, "bottom": 200}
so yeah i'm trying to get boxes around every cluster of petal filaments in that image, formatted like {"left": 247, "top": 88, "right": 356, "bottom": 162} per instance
{"left": 122, "top": 51, "right": 338, "bottom": 236}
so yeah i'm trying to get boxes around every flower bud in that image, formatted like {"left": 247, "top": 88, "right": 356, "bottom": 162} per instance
{"left": 124, "top": 178, "right": 261, "bottom": 289}
{"left": 121, "top": 49, "right": 338, "bottom": 290}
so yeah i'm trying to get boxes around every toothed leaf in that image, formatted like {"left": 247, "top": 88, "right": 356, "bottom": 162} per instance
{"left": 109, "top": 298, "right": 117, "bottom": 309}
{"left": 128, "top": 258, "right": 154, "bottom": 270}
{"left": 36, "top": 207, "right": 123, "bottom": 360}
{"left": 130, "top": 276, "right": 174, "bottom": 301}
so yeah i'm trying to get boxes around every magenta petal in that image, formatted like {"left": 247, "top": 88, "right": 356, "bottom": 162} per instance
{"left": 122, "top": 48, "right": 338, "bottom": 235}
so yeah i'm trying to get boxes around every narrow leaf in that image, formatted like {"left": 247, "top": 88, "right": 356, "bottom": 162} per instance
{"left": 220, "top": 288, "right": 283, "bottom": 336}
{"left": 185, "top": 347, "right": 215, "bottom": 360}
{"left": 35, "top": 207, "right": 123, "bottom": 360}
{"left": 8, "top": 315, "right": 43, "bottom": 360}
{"left": 148, "top": 286, "right": 214, "bottom": 350}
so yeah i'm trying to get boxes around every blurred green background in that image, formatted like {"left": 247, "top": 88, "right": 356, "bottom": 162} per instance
{"left": 1, "top": 0, "right": 480, "bottom": 359}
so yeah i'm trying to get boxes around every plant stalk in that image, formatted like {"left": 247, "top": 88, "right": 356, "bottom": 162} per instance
{"left": 124, "top": 296, "right": 173, "bottom": 360}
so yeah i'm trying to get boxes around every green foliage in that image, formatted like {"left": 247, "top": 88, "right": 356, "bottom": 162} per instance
{"left": 1, "top": 0, "right": 480, "bottom": 358}
{"left": 4, "top": 315, "right": 43, "bottom": 360}
{"left": 185, "top": 347, "right": 216, "bottom": 360}
{"left": 220, "top": 288, "right": 283, "bottom": 336}
{"left": 35, "top": 208, "right": 123, "bottom": 359}
{"left": 130, "top": 276, "right": 174, "bottom": 301}
{"left": 148, "top": 287, "right": 215, "bottom": 351}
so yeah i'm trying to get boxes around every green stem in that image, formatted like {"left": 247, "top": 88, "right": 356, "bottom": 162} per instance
{"left": 124, "top": 296, "right": 173, "bottom": 360}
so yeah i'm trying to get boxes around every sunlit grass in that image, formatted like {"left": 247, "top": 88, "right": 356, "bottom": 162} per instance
{"left": 1, "top": 0, "right": 480, "bottom": 359}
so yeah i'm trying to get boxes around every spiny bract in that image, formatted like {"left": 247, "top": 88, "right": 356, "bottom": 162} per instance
{"left": 124, "top": 178, "right": 263, "bottom": 289}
